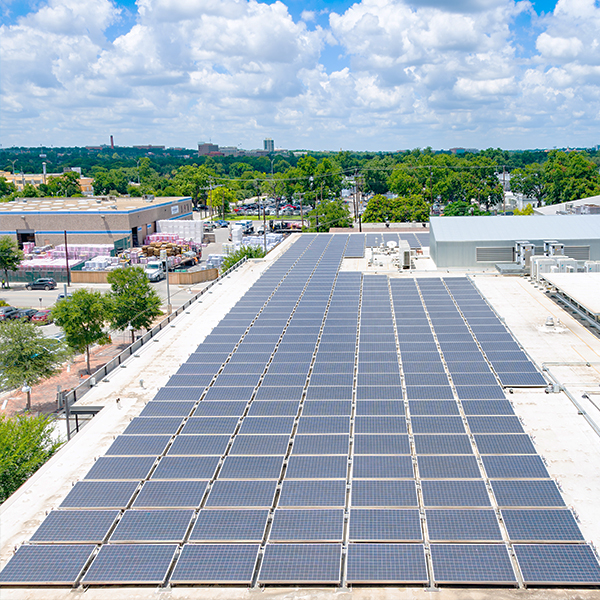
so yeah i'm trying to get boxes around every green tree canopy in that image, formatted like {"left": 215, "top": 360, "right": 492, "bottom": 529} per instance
{"left": 0, "top": 236, "right": 24, "bottom": 288}
{"left": 173, "top": 164, "right": 215, "bottom": 208}
{"left": 0, "top": 413, "right": 62, "bottom": 502}
{"left": 0, "top": 176, "right": 17, "bottom": 199}
{"left": 106, "top": 267, "right": 162, "bottom": 343}
{"left": 220, "top": 245, "right": 266, "bottom": 272}
{"left": 0, "top": 320, "right": 70, "bottom": 409}
{"left": 443, "top": 200, "right": 488, "bottom": 216}
{"left": 362, "top": 194, "right": 430, "bottom": 222}
{"left": 543, "top": 151, "right": 600, "bottom": 204}
{"left": 52, "top": 289, "right": 110, "bottom": 374}
{"left": 207, "top": 186, "right": 236, "bottom": 218}
{"left": 307, "top": 198, "right": 352, "bottom": 232}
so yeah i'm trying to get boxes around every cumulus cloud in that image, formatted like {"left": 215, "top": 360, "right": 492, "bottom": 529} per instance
{"left": 0, "top": 0, "right": 599, "bottom": 149}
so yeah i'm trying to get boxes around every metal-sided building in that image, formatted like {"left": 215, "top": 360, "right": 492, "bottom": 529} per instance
{"left": 0, "top": 196, "right": 193, "bottom": 248}
{"left": 430, "top": 215, "right": 600, "bottom": 268}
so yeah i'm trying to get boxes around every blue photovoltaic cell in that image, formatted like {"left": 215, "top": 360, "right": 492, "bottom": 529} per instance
{"left": 461, "top": 400, "right": 516, "bottom": 416}
{"left": 474, "top": 434, "right": 536, "bottom": 455}
{"left": 166, "top": 375, "right": 214, "bottom": 388}
{"left": 139, "top": 401, "right": 196, "bottom": 418}
{"left": 247, "top": 401, "right": 299, "bottom": 416}
{"left": 356, "top": 386, "right": 403, "bottom": 400}
{"left": 353, "top": 435, "right": 410, "bottom": 455}
{"left": 151, "top": 456, "right": 219, "bottom": 480}
{"left": 0, "top": 545, "right": 96, "bottom": 585}
{"left": 279, "top": 480, "right": 347, "bottom": 507}
{"left": 212, "top": 373, "right": 261, "bottom": 387}
{"left": 204, "top": 387, "right": 255, "bottom": 401}
{"left": 219, "top": 455, "right": 284, "bottom": 479}
{"left": 353, "top": 455, "right": 414, "bottom": 479}
{"left": 106, "top": 435, "right": 171, "bottom": 456}
{"left": 170, "top": 544, "right": 260, "bottom": 584}
{"left": 306, "top": 386, "right": 353, "bottom": 400}
{"left": 82, "top": 544, "right": 178, "bottom": 584}
{"left": 354, "top": 416, "right": 406, "bottom": 434}
{"left": 404, "top": 374, "right": 449, "bottom": 387}
{"left": 110, "top": 509, "right": 194, "bottom": 542}
{"left": 497, "top": 373, "right": 547, "bottom": 387}
{"left": 262, "top": 374, "right": 307, "bottom": 387}
{"left": 309, "top": 373, "right": 354, "bottom": 387}
{"left": 84, "top": 456, "right": 156, "bottom": 481}
{"left": 408, "top": 401, "right": 460, "bottom": 416}
{"left": 153, "top": 387, "right": 204, "bottom": 401}
{"left": 190, "top": 510, "right": 269, "bottom": 541}
{"left": 467, "top": 416, "right": 525, "bottom": 434}
{"left": 414, "top": 435, "right": 473, "bottom": 455}
{"left": 181, "top": 417, "right": 239, "bottom": 434}
{"left": 514, "top": 544, "right": 600, "bottom": 585}
{"left": 206, "top": 480, "right": 278, "bottom": 508}
{"left": 30, "top": 510, "right": 119, "bottom": 543}
{"left": 192, "top": 402, "right": 247, "bottom": 417}
{"left": 502, "top": 509, "right": 583, "bottom": 542}
{"left": 351, "top": 480, "right": 418, "bottom": 507}
{"left": 355, "top": 401, "right": 405, "bottom": 416}
{"left": 411, "top": 417, "right": 466, "bottom": 434}
{"left": 346, "top": 543, "right": 428, "bottom": 584}
{"left": 421, "top": 480, "right": 491, "bottom": 507}
{"left": 258, "top": 543, "right": 342, "bottom": 584}
{"left": 303, "top": 401, "right": 352, "bottom": 416}
{"left": 168, "top": 435, "right": 230, "bottom": 456}
{"left": 133, "top": 481, "right": 208, "bottom": 508}
{"left": 451, "top": 373, "right": 498, "bottom": 386}
{"left": 426, "top": 510, "right": 502, "bottom": 541}
{"left": 230, "top": 435, "right": 289, "bottom": 455}
{"left": 297, "top": 416, "right": 350, "bottom": 434}
{"left": 406, "top": 386, "right": 454, "bottom": 400}
{"left": 60, "top": 481, "right": 139, "bottom": 509}
{"left": 122, "top": 417, "right": 183, "bottom": 436}
{"left": 255, "top": 386, "right": 305, "bottom": 401}
{"left": 269, "top": 509, "right": 344, "bottom": 541}
{"left": 491, "top": 480, "right": 566, "bottom": 507}
{"left": 286, "top": 455, "right": 348, "bottom": 479}
{"left": 349, "top": 509, "right": 422, "bottom": 541}
{"left": 238, "top": 417, "right": 295, "bottom": 435}
{"left": 292, "top": 435, "right": 349, "bottom": 455}
{"left": 482, "top": 455, "right": 550, "bottom": 479}
{"left": 455, "top": 386, "right": 506, "bottom": 400}
{"left": 417, "top": 455, "right": 481, "bottom": 479}
{"left": 430, "top": 544, "right": 516, "bottom": 584}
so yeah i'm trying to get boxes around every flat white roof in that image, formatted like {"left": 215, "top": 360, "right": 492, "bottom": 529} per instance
{"left": 541, "top": 272, "right": 600, "bottom": 316}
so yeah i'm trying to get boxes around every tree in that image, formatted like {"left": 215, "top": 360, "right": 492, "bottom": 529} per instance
{"left": 42, "top": 171, "right": 81, "bottom": 197}
{"left": 106, "top": 267, "right": 162, "bottom": 343}
{"left": 362, "top": 193, "right": 430, "bottom": 223}
{"left": 443, "top": 201, "right": 488, "bottom": 216}
{"left": 0, "top": 320, "right": 70, "bottom": 410}
{"left": 0, "top": 236, "right": 24, "bottom": 288}
{"left": 307, "top": 198, "right": 352, "bottom": 232}
{"left": 220, "top": 246, "right": 266, "bottom": 272}
{"left": 543, "top": 151, "right": 600, "bottom": 204}
{"left": 173, "top": 164, "right": 214, "bottom": 208}
{"left": 207, "top": 186, "right": 236, "bottom": 219}
{"left": 513, "top": 204, "right": 535, "bottom": 215}
{"left": 52, "top": 289, "right": 110, "bottom": 374}
{"left": 0, "top": 413, "right": 62, "bottom": 502}
{"left": 510, "top": 164, "right": 547, "bottom": 205}
{"left": 0, "top": 177, "right": 17, "bottom": 199}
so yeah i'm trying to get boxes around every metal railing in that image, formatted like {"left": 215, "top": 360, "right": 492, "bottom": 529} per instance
{"left": 60, "top": 257, "right": 248, "bottom": 409}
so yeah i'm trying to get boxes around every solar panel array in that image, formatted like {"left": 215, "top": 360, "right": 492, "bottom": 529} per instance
{"left": 363, "top": 232, "right": 426, "bottom": 250}
{"left": 2, "top": 234, "right": 599, "bottom": 589}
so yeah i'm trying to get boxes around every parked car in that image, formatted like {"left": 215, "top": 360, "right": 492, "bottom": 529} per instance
{"left": 18, "top": 308, "right": 38, "bottom": 321}
{"left": 214, "top": 220, "right": 229, "bottom": 228}
{"left": 31, "top": 309, "right": 53, "bottom": 325}
{"left": 25, "top": 278, "right": 57, "bottom": 291}
{"left": 0, "top": 306, "right": 20, "bottom": 321}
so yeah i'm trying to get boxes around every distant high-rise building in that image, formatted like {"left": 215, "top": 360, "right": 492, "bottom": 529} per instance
{"left": 264, "top": 138, "right": 274, "bottom": 153}
{"left": 198, "top": 142, "right": 219, "bottom": 156}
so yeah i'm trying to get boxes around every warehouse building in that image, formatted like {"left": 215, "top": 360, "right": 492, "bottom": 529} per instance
{"left": 0, "top": 196, "right": 193, "bottom": 248}
{"left": 430, "top": 215, "right": 600, "bottom": 268}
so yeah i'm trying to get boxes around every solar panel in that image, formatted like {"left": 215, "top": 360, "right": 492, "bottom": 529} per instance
{"left": 305, "top": 386, "right": 353, "bottom": 400}
{"left": 351, "top": 480, "right": 418, "bottom": 507}
{"left": 168, "top": 435, "right": 230, "bottom": 456}
{"left": 474, "top": 434, "right": 536, "bottom": 455}
{"left": 255, "top": 386, "right": 305, "bottom": 401}
{"left": 133, "top": 481, "right": 208, "bottom": 508}
{"left": 238, "top": 416, "right": 295, "bottom": 435}
{"left": 455, "top": 386, "right": 506, "bottom": 400}
{"left": 491, "top": 480, "right": 566, "bottom": 507}
{"left": 106, "top": 435, "right": 171, "bottom": 456}
{"left": 258, "top": 543, "right": 342, "bottom": 584}
{"left": 181, "top": 416, "right": 239, "bottom": 434}
{"left": 414, "top": 435, "right": 473, "bottom": 455}
{"left": 205, "top": 480, "right": 278, "bottom": 507}
{"left": 177, "top": 363, "right": 226, "bottom": 374}
{"left": 482, "top": 455, "right": 550, "bottom": 479}
{"left": 292, "top": 434, "right": 349, "bottom": 455}
{"left": 286, "top": 455, "right": 347, "bottom": 479}
{"left": 166, "top": 374, "right": 214, "bottom": 388}
{"left": 267, "top": 363, "right": 311, "bottom": 375}
{"left": 221, "top": 362, "right": 266, "bottom": 375}
{"left": 278, "top": 480, "right": 347, "bottom": 507}
{"left": 297, "top": 416, "right": 350, "bottom": 434}
{"left": 429, "top": 543, "right": 516, "bottom": 584}
{"left": 269, "top": 509, "right": 344, "bottom": 541}
{"left": 192, "top": 402, "right": 247, "bottom": 417}
{"left": 204, "top": 387, "right": 255, "bottom": 401}
{"left": 349, "top": 509, "right": 422, "bottom": 541}
{"left": 355, "top": 400, "right": 405, "bottom": 416}
{"left": 122, "top": 417, "right": 183, "bottom": 436}
{"left": 466, "top": 416, "right": 525, "bottom": 434}
{"left": 212, "top": 373, "right": 262, "bottom": 387}
{"left": 109, "top": 509, "right": 194, "bottom": 542}
{"left": 84, "top": 456, "right": 156, "bottom": 481}
{"left": 356, "top": 386, "right": 404, "bottom": 400}
{"left": 514, "top": 544, "right": 600, "bottom": 585}
{"left": 247, "top": 401, "right": 300, "bottom": 416}
{"left": 352, "top": 455, "right": 413, "bottom": 479}
{"left": 417, "top": 455, "right": 481, "bottom": 479}
{"left": 421, "top": 480, "right": 491, "bottom": 507}
{"left": 426, "top": 509, "right": 502, "bottom": 541}
{"left": 60, "top": 481, "right": 139, "bottom": 509}
{"left": 82, "top": 544, "right": 178, "bottom": 584}
{"left": 189, "top": 510, "right": 268, "bottom": 542}
{"left": 0, "top": 544, "right": 96, "bottom": 585}
{"left": 170, "top": 544, "right": 261, "bottom": 584}
{"left": 461, "top": 400, "right": 516, "bottom": 416}
{"left": 229, "top": 434, "right": 289, "bottom": 455}
{"left": 302, "top": 400, "right": 352, "bottom": 416}
{"left": 219, "top": 455, "right": 284, "bottom": 479}
{"left": 497, "top": 372, "right": 547, "bottom": 387}
{"left": 30, "top": 510, "right": 118, "bottom": 543}
{"left": 139, "top": 401, "right": 196, "bottom": 417}
{"left": 354, "top": 416, "right": 407, "bottom": 434}
{"left": 406, "top": 386, "right": 454, "bottom": 400}
{"left": 502, "top": 509, "right": 583, "bottom": 542}
{"left": 451, "top": 373, "right": 498, "bottom": 386}
{"left": 262, "top": 373, "right": 307, "bottom": 387}
{"left": 151, "top": 456, "right": 219, "bottom": 480}
{"left": 153, "top": 387, "right": 204, "bottom": 401}
{"left": 353, "top": 434, "right": 410, "bottom": 455}
{"left": 408, "top": 400, "right": 460, "bottom": 416}
{"left": 411, "top": 417, "right": 466, "bottom": 434}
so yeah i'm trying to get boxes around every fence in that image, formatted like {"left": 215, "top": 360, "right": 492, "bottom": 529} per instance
{"left": 60, "top": 257, "right": 248, "bottom": 409}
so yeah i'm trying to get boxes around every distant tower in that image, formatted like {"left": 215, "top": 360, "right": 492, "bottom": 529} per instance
{"left": 264, "top": 138, "right": 274, "bottom": 153}
{"left": 110, "top": 135, "right": 114, "bottom": 150}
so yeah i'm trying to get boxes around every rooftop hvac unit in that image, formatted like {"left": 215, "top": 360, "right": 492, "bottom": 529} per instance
{"left": 544, "top": 240, "right": 565, "bottom": 256}
{"left": 584, "top": 261, "right": 600, "bottom": 272}
{"left": 399, "top": 239, "right": 411, "bottom": 269}
{"left": 515, "top": 241, "right": 535, "bottom": 268}
{"left": 530, "top": 256, "right": 557, "bottom": 281}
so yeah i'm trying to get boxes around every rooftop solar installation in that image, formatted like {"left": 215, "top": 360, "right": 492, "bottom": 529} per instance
{"left": 30, "top": 510, "right": 119, "bottom": 543}
{"left": 132, "top": 480, "right": 208, "bottom": 508}
{"left": 109, "top": 509, "right": 193, "bottom": 543}
{"left": 426, "top": 509, "right": 502, "bottom": 541}
{"left": 269, "top": 509, "right": 344, "bottom": 542}
{"left": 60, "top": 481, "right": 139, "bottom": 509}
{"left": 349, "top": 509, "right": 422, "bottom": 541}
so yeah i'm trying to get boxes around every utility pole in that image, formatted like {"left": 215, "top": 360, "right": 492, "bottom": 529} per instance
{"left": 502, "top": 165, "right": 506, "bottom": 215}
{"left": 299, "top": 194, "right": 304, "bottom": 230}
{"left": 63, "top": 230, "right": 71, "bottom": 286}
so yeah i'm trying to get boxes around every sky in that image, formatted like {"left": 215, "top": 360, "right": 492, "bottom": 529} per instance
{"left": 1, "top": 0, "right": 599, "bottom": 151}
